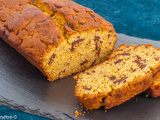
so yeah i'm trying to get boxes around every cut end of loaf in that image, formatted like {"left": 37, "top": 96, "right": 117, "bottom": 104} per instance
{"left": 40, "top": 29, "right": 117, "bottom": 81}
{"left": 32, "top": 0, "right": 117, "bottom": 81}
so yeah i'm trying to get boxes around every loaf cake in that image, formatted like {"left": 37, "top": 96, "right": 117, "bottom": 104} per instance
{"left": 145, "top": 70, "right": 160, "bottom": 98}
{"left": 0, "top": 0, "right": 117, "bottom": 81}
{"left": 74, "top": 44, "right": 160, "bottom": 109}
{"left": 109, "top": 44, "right": 160, "bottom": 98}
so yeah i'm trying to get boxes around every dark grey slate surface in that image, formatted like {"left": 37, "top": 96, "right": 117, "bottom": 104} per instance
{"left": 0, "top": 34, "right": 160, "bottom": 120}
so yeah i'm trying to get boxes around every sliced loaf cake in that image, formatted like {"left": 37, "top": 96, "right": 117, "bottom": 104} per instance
{"left": 0, "top": 0, "right": 117, "bottom": 81}
{"left": 74, "top": 44, "right": 160, "bottom": 109}
{"left": 109, "top": 44, "right": 160, "bottom": 98}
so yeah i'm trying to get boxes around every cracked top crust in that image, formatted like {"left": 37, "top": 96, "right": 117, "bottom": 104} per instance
{"left": 34, "top": 0, "right": 115, "bottom": 35}
{"left": 0, "top": 0, "right": 116, "bottom": 63}
{"left": 0, "top": 0, "right": 63, "bottom": 62}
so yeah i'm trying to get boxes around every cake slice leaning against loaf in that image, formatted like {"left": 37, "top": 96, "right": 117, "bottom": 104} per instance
{"left": 0, "top": 0, "right": 117, "bottom": 81}
{"left": 109, "top": 44, "right": 160, "bottom": 98}
{"left": 74, "top": 44, "right": 160, "bottom": 109}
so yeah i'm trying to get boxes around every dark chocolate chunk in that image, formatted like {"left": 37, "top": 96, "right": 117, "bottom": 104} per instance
{"left": 92, "top": 70, "right": 95, "bottom": 73}
{"left": 136, "top": 56, "right": 141, "bottom": 60}
{"left": 110, "top": 76, "right": 116, "bottom": 80}
{"left": 155, "top": 57, "right": 159, "bottom": 61}
{"left": 95, "top": 43, "right": 98, "bottom": 50}
{"left": 95, "top": 29, "right": 100, "bottom": 32}
{"left": 50, "top": 14, "right": 55, "bottom": 17}
{"left": 121, "top": 53, "right": 130, "bottom": 56}
{"left": 117, "top": 49, "right": 123, "bottom": 51}
{"left": 153, "top": 67, "right": 160, "bottom": 77}
{"left": 80, "top": 22, "right": 85, "bottom": 25}
{"left": 100, "top": 41, "right": 103, "bottom": 43}
{"left": 48, "top": 53, "right": 56, "bottom": 64}
{"left": 70, "top": 39, "right": 85, "bottom": 52}
{"left": 114, "top": 78, "right": 127, "bottom": 84}
{"left": 114, "top": 59, "right": 122, "bottom": 64}
{"left": 94, "top": 36, "right": 100, "bottom": 42}
{"left": 90, "top": 59, "right": 96, "bottom": 67}
{"left": 86, "top": 72, "right": 90, "bottom": 75}
{"left": 145, "top": 46, "right": 148, "bottom": 49}
{"left": 66, "top": 63, "right": 69, "bottom": 66}
{"left": 143, "top": 59, "right": 147, "bottom": 62}
{"left": 108, "top": 34, "right": 111, "bottom": 38}
{"left": 131, "top": 68, "right": 137, "bottom": 72}
{"left": 62, "top": 70, "right": 65, "bottom": 73}
{"left": 77, "top": 36, "right": 80, "bottom": 38}
{"left": 19, "top": 4, "right": 22, "bottom": 6}
{"left": 80, "top": 60, "right": 88, "bottom": 66}
{"left": 140, "top": 65, "right": 147, "bottom": 70}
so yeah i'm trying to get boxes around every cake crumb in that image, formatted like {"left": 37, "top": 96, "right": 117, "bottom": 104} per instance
{"left": 146, "top": 94, "right": 149, "bottom": 97}
{"left": 105, "top": 110, "right": 107, "bottom": 112}
{"left": 75, "top": 110, "right": 79, "bottom": 118}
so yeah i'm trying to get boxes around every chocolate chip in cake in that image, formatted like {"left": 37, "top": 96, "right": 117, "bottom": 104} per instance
{"left": 91, "top": 59, "right": 96, "bottom": 67}
{"left": 86, "top": 72, "right": 90, "bottom": 75}
{"left": 66, "top": 63, "right": 69, "bottom": 66}
{"left": 110, "top": 76, "right": 116, "bottom": 81}
{"left": 108, "top": 34, "right": 111, "bottom": 38}
{"left": 95, "top": 29, "right": 100, "bottom": 32}
{"left": 140, "top": 65, "right": 147, "bottom": 70}
{"left": 114, "top": 59, "right": 122, "bottom": 64}
{"left": 100, "top": 41, "right": 103, "bottom": 43}
{"left": 70, "top": 39, "right": 85, "bottom": 52}
{"left": 155, "top": 57, "right": 159, "bottom": 61}
{"left": 77, "top": 36, "right": 80, "bottom": 38}
{"left": 131, "top": 68, "right": 137, "bottom": 72}
{"left": 80, "top": 60, "right": 88, "bottom": 66}
{"left": 114, "top": 78, "right": 127, "bottom": 84}
{"left": 153, "top": 67, "right": 160, "bottom": 77}
{"left": 94, "top": 36, "right": 100, "bottom": 42}
{"left": 121, "top": 53, "right": 130, "bottom": 56}
{"left": 136, "top": 56, "right": 141, "bottom": 60}
{"left": 48, "top": 53, "right": 56, "bottom": 64}
{"left": 117, "top": 49, "right": 123, "bottom": 51}
{"left": 145, "top": 46, "right": 148, "bottom": 49}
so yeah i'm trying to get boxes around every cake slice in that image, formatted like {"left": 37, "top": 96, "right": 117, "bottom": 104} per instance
{"left": 145, "top": 70, "right": 160, "bottom": 98}
{"left": 74, "top": 44, "right": 160, "bottom": 109}
{"left": 0, "top": 0, "right": 117, "bottom": 81}
{"left": 109, "top": 44, "right": 160, "bottom": 98}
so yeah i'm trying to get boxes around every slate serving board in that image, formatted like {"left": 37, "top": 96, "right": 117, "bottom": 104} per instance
{"left": 0, "top": 34, "right": 160, "bottom": 120}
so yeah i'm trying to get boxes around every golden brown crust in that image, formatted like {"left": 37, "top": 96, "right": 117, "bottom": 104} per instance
{"left": 33, "top": 0, "right": 116, "bottom": 36}
{"left": 0, "top": 0, "right": 117, "bottom": 81}
{"left": 0, "top": 0, "right": 63, "bottom": 63}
